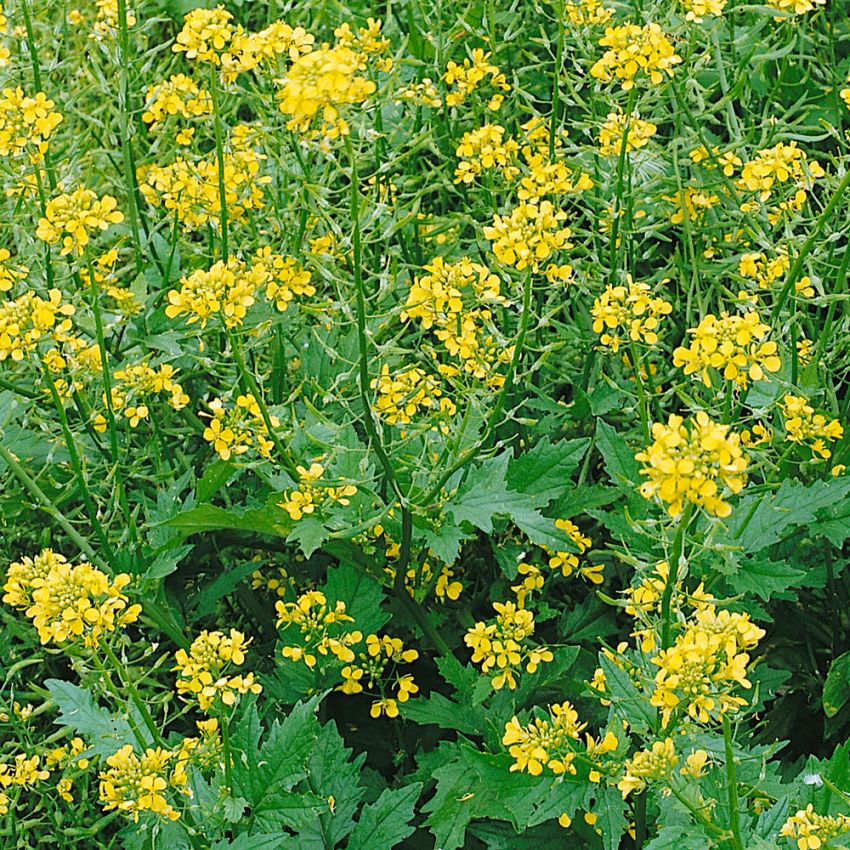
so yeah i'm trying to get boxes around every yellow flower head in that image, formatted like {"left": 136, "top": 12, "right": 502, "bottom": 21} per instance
{"left": 36, "top": 188, "right": 124, "bottom": 256}
{"left": 172, "top": 5, "right": 236, "bottom": 63}
{"left": 0, "top": 87, "right": 63, "bottom": 161}
{"left": 484, "top": 201, "right": 572, "bottom": 271}
{"left": 591, "top": 276, "right": 672, "bottom": 352}
{"left": 590, "top": 23, "right": 682, "bottom": 90}
{"left": 502, "top": 702, "right": 586, "bottom": 776}
{"left": 99, "top": 746, "right": 183, "bottom": 822}
{"left": 598, "top": 109, "right": 657, "bottom": 156}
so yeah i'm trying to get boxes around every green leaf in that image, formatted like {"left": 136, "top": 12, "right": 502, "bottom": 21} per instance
{"left": 324, "top": 562, "right": 389, "bottom": 637}
{"left": 595, "top": 419, "right": 641, "bottom": 490}
{"left": 823, "top": 651, "right": 850, "bottom": 718}
{"left": 507, "top": 437, "right": 590, "bottom": 499}
{"left": 726, "top": 555, "right": 807, "bottom": 601}
{"left": 210, "top": 836, "right": 300, "bottom": 850}
{"left": 423, "top": 522, "right": 470, "bottom": 565}
{"left": 165, "top": 504, "right": 286, "bottom": 538}
{"left": 345, "top": 783, "right": 422, "bottom": 850}
{"left": 286, "top": 516, "right": 330, "bottom": 558}
{"left": 400, "top": 692, "right": 485, "bottom": 735}
{"left": 599, "top": 655, "right": 655, "bottom": 733}
{"left": 44, "top": 679, "right": 135, "bottom": 757}
{"left": 643, "top": 823, "right": 715, "bottom": 849}
{"left": 192, "top": 560, "right": 265, "bottom": 618}
{"left": 593, "top": 785, "right": 628, "bottom": 850}
{"left": 725, "top": 478, "right": 850, "bottom": 552}
{"left": 196, "top": 459, "right": 236, "bottom": 503}
{"left": 445, "top": 454, "right": 549, "bottom": 534}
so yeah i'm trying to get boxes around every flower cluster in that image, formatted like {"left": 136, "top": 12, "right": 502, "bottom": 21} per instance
{"left": 172, "top": 5, "right": 236, "bottom": 63}
{"left": 678, "top": 0, "right": 727, "bottom": 22}
{"left": 636, "top": 412, "right": 748, "bottom": 518}
{"left": 395, "top": 78, "right": 442, "bottom": 108}
{"left": 591, "top": 277, "right": 672, "bottom": 352}
{"left": 781, "top": 394, "right": 844, "bottom": 460}
{"left": 443, "top": 48, "right": 510, "bottom": 110}
{"left": 664, "top": 186, "right": 720, "bottom": 224}
{"left": 99, "top": 746, "right": 185, "bottom": 822}
{"left": 338, "top": 633, "right": 419, "bottom": 718}
{"left": 222, "top": 20, "right": 315, "bottom": 82}
{"left": 3, "top": 551, "right": 141, "bottom": 647}
{"left": 464, "top": 601, "right": 553, "bottom": 690}
{"left": 166, "top": 258, "right": 265, "bottom": 329}
{"left": 139, "top": 127, "right": 270, "bottom": 232}
{"left": 673, "top": 310, "right": 781, "bottom": 388}
{"left": 95, "top": 362, "right": 189, "bottom": 431}
{"left": 651, "top": 605, "right": 765, "bottom": 726}
{"left": 403, "top": 256, "right": 511, "bottom": 385}
{"left": 371, "top": 364, "right": 456, "bottom": 430}
{"left": 201, "top": 394, "right": 278, "bottom": 462}
{"left": 174, "top": 629, "right": 262, "bottom": 711}
{"left": 93, "top": 0, "right": 137, "bottom": 40}
{"left": 738, "top": 249, "right": 790, "bottom": 290}
{"left": 598, "top": 109, "right": 657, "bottom": 156}
{"left": 618, "top": 738, "right": 677, "bottom": 798}
{"left": 502, "top": 702, "right": 588, "bottom": 776}
{"left": 590, "top": 24, "right": 682, "bottom": 90}
{"left": 254, "top": 248, "right": 316, "bottom": 311}
{"left": 279, "top": 463, "right": 357, "bottom": 520}
{"left": 36, "top": 188, "right": 124, "bottom": 256}
{"left": 766, "top": 0, "right": 826, "bottom": 16}
{"left": 484, "top": 201, "right": 572, "bottom": 271}
{"left": 0, "top": 249, "right": 27, "bottom": 293}
{"left": 0, "top": 288, "right": 74, "bottom": 361}
{"left": 276, "top": 590, "right": 362, "bottom": 667}
{"left": 689, "top": 144, "right": 741, "bottom": 175}
{"left": 277, "top": 44, "right": 377, "bottom": 140}
{"left": 0, "top": 754, "right": 51, "bottom": 815}
{"left": 0, "top": 88, "right": 63, "bottom": 160}
{"left": 142, "top": 74, "right": 212, "bottom": 130}
{"left": 545, "top": 519, "right": 602, "bottom": 583}
{"left": 454, "top": 124, "right": 519, "bottom": 184}
{"left": 780, "top": 805, "right": 850, "bottom": 850}
{"left": 564, "top": 0, "right": 613, "bottom": 26}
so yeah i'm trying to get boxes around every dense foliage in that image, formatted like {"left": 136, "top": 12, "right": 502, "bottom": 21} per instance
{"left": 2, "top": 0, "right": 850, "bottom": 848}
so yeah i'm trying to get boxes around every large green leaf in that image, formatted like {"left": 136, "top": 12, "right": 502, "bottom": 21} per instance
{"left": 345, "top": 783, "right": 422, "bottom": 850}
{"left": 507, "top": 437, "right": 590, "bottom": 499}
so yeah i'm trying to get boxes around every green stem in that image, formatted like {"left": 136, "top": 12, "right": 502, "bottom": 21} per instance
{"left": 101, "top": 641, "right": 165, "bottom": 748}
{"left": 628, "top": 340, "right": 650, "bottom": 444}
{"left": 0, "top": 441, "right": 105, "bottom": 570}
{"left": 723, "top": 714, "right": 745, "bottom": 850}
{"left": 220, "top": 703, "right": 233, "bottom": 791}
{"left": 660, "top": 502, "right": 693, "bottom": 650}
{"left": 607, "top": 88, "right": 637, "bottom": 284}
{"left": 91, "top": 652, "right": 149, "bottom": 750}
{"left": 209, "top": 64, "right": 229, "bottom": 260}
{"left": 549, "top": 0, "right": 565, "bottom": 160}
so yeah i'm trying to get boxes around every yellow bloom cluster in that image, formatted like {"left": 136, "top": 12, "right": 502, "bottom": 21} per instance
{"left": 842, "top": 74, "right": 850, "bottom": 111}
{"left": 395, "top": 78, "right": 442, "bottom": 108}
{"left": 678, "top": 0, "right": 727, "bottom": 22}
{"left": 166, "top": 257, "right": 265, "bottom": 328}
{"left": 3, "top": 551, "right": 141, "bottom": 647}
{"left": 172, "top": 5, "right": 236, "bottom": 63}
{"left": 545, "top": 518, "right": 594, "bottom": 578}
{"left": 781, "top": 394, "right": 844, "bottom": 460}
{"left": 93, "top": 0, "right": 136, "bottom": 40}
{"left": 780, "top": 805, "right": 850, "bottom": 850}
{"left": 142, "top": 74, "right": 211, "bottom": 129}
{"left": 689, "top": 144, "right": 741, "bottom": 175}
{"left": 174, "top": 629, "right": 261, "bottom": 711}
{"left": 80, "top": 249, "right": 142, "bottom": 315}
{"left": 598, "top": 109, "right": 657, "bottom": 156}
{"left": 254, "top": 247, "right": 316, "bottom": 311}
{"left": 36, "top": 188, "right": 124, "bottom": 256}
{"left": 277, "top": 44, "right": 377, "bottom": 141}
{"left": 739, "top": 249, "right": 790, "bottom": 290}
{"left": 276, "top": 590, "right": 363, "bottom": 667}
{"left": 590, "top": 24, "right": 682, "bottom": 90}
{"left": 0, "top": 288, "right": 74, "bottom": 361}
{"left": 464, "top": 601, "right": 553, "bottom": 690}
{"left": 664, "top": 186, "right": 720, "bottom": 224}
{"left": 95, "top": 362, "right": 189, "bottom": 431}
{"left": 454, "top": 124, "right": 519, "bottom": 184}
{"left": 739, "top": 141, "right": 825, "bottom": 211}
{"left": 502, "top": 702, "right": 588, "bottom": 776}
{"left": 636, "top": 412, "right": 748, "bottom": 518}
{"left": 251, "top": 563, "right": 295, "bottom": 598}
{"left": 371, "top": 364, "right": 457, "bottom": 430}
{"left": 484, "top": 201, "right": 572, "bottom": 271}
{"left": 651, "top": 605, "right": 765, "bottom": 726}
{"left": 564, "top": 0, "right": 613, "bottom": 26}
{"left": 591, "top": 277, "right": 672, "bottom": 352}
{"left": 139, "top": 128, "right": 270, "bottom": 232}
{"left": 766, "top": 0, "right": 826, "bottom": 15}
{"left": 0, "top": 248, "right": 27, "bottom": 293}
{"left": 338, "top": 633, "right": 419, "bottom": 718}
{"left": 673, "top": 310, "right": 781, "bottom": 388}
{"left": 403, "top": 256, "right": 511, "bottom": 385}
{"left": 0, "top": 88, "right": 63, "bottom": 160}
{"left": 99, "top": 746, "right": 184, "bottom": 822}
{"left": 618, "top": 738, "right": 677, "bottom": 798}
{"left": 222, "top": 21, "right": 315, "bottom": 82}
{"left": 201, "top": 394, "right": 278, "bottom": 462}
{"left": 0, "top": 754, "right": 50, "bottom": 801}
{"left": 279, "top": 462, "right": 357, "bottom": 520}
{"left": 444, "top": 48, "right": 510, "bottom": 110}
{"left": 0, "top": 14, "right": 8, "bottom": 67}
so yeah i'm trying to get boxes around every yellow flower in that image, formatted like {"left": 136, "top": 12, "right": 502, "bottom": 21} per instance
{"left": 635, "top": 412, "right": 748, "bottom": 518}
{"left": 678, "top": 0, "right": 727, "bottom": 22}
{"left": 36, "top": 188, "right": 124, "bottom": 256}
{"left": 766, "top": 0, "right": 826, "bottom": 15}
{"left": 172, "top": 5, "right": 236, "bottom": 63}
{"left": 663, "top": 187, "right": 719, "bottom": 225}
{"left": 174, "top": 629, "right": 262, "bottom": 711}
{"left": 780, "top": 805, "right": 850, "bottom": 850}
{"left": 0, "top": 288, "right": 74, "bottom": 361}
{"left": 484, "top": 201, "right": 572, "bottom": 271}
{"left": 673, "top": 310, "right": 781, "bottom": 387}
{"left": 279, "top": 462, "right": 357, "bottom": 519}
{"left": 454, "top": 124, "right": 519, "bottom": 184}
{"left": 201, "top": 394, "right": 279, "bottom": 461}
{"left": 93, "top": 0, "right": 136, "bottom": 40}
{"left": 0, "top": 248, "right": 27, "bottom": 293}
{"left": 3, "top": 549, "right": 68, "bottom": 610}
{"left": 255, "top": 247, "right": 316, "bottom": 311}
{"left": 590, "top": 23, "right": 682, "bottom": 90}
{"left": 564, "top": 0, "right": 613, "bottom": 26}
{"left": 591, "top": 276, "right": 672, "bottom": 352}
{"left": 99, "top": 746, "right": 183, "bottom": 822}
{"left": 598, "top": 109, "right": 657, "bottom": 156}
{"left": 502, "top": 702, "right": 586, "bottom": 775}
{"left": 781, "top": 394, "right": 843, "bottom": 460}
{"left": 371, "top": 364, "right": 456, "bottom": 431}
{"left": 443, "top": 48, "right": 510, "bottom": 108}
{"left": 0, "top": 87, "right": 63, "bottom": 160}
{"left": 739, "top": 141, "right": 824, "bottom": 203}
{"left": 618, "top": 738, "right": 677, "bottom": 798}
{"left": 142, "top": 74, "right": 212, "bottom": 129}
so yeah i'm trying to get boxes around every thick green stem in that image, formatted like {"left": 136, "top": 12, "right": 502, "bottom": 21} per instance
{"left": 660, "top": 502, "right": 693, "bottom": 650}
{"left": 209, "top": 65, "right": 230, "bottom": 260}
{"left": 723, "top": 714, "right": 745, "bottom": 850}
{"left": 628, "top": 340, "right": 650, "bottom": 444}
{"left": 549, "top": 0, "right": 565, "bottom": 160}
{"left": 220, "top": 704, "right": 233, "bottom": 791}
